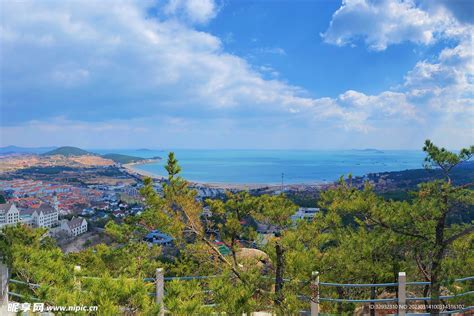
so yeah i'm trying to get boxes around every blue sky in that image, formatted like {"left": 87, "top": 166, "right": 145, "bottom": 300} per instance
{"left": 1, "top": 0, "right": 473, "bottom": 149}
{"left": 201, "top": 1, "right": 428, "bottom": 97}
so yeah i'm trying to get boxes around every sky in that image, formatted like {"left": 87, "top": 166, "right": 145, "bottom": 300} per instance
{"left": 0, "top": 0, "right": 473, "bottom": 149}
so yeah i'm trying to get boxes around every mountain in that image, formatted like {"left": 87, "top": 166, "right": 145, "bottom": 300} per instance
{"left": 12, "top": 145, "right": 158, "bottom": 163}
{"left": 101, "top": 153, "right": 149, "bottom": 164}
{"left": 0, "top": 146, "right": 57, "bottom": 155}
{"left": 42, "top": 146, "right": 92, "bottom": 157}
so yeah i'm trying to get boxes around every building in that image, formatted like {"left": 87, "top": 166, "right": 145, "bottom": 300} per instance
{"left": 291, "top": 207, "right": 320, "bottom": 222}
{"left": 20, "top": 204, "right": 59, "bottom": 228}
{"left": 256, "top": 222, "right": 279, "bottom": 234}
{"left": 201, "top": 206, "right": 212, "bottom": 218}
{"left": 144, "top": 230, "right": 173, "bottom": 246}
{"left": 0, "top": 203, "right": 20, "bottom": 228}
{"left": 60, "top": 217, "right": 88, "bottom": 237}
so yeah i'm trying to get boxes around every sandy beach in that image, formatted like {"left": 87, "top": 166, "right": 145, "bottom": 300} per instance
{"left": 123, "top": 161, "right": 327, "bottom": 191}
{"left": 123, "top": 162, "right": 165, "bottom": 180}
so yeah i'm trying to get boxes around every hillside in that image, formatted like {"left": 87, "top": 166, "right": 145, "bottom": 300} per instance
{"left": 42, "top": 146, "right": 92, "bottom": 157}
{"left": 351, "top": 161, "right": 474, "bottom": 200}
{"left": 101, "top": 153, "right": 148, "bottom": 164}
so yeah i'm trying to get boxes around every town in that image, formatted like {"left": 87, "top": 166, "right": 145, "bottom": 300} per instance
{"left": 0, "top": 150, "right": 322, "bottom": 253}
{"left": 0, "top": 202, "right": 87, "bottom": 238}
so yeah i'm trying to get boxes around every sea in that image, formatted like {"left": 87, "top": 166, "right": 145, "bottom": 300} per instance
{"left": 93, "top": 149, "right": 426, "bottom": 185}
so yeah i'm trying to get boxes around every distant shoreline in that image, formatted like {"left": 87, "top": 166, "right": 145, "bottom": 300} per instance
{"left": 122, "top": 161, "right": 327, "bottom": 190}
{"left": 123, "top": 161, "right": 165, "bottom": 180}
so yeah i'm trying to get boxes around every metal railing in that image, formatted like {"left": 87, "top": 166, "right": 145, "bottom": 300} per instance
{"left": 310, "top": 271, "right": 474, "bottom": 316}
{"left": 4, "top": 266, "right": 474, "bottom": 316}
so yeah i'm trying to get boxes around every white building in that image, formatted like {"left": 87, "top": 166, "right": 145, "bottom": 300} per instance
{"left": 291, "top": 207, "right": 320, "bottom": 222}
{"left": 20, "top": 204, "right": 59, "bottom": 228}
{"left": 0, "top": 203, "right": 20, "bottom": 228}
{"left": 60, "top": 217, "right": 88, "bottom": 237}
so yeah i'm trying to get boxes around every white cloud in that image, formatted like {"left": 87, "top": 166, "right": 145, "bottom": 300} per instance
{"left": 0, "top": 0, "right": 303, "bottom": 114}
{"left": 0, "top": 0, "right": 472, "bottom": 148}
{"left": 319, "top": 0, "right": 473, "bottom": 141}
{"left": 51, "top": 66, "right": 90, "bottom": 87}
{"left": 321, "top": 0, "right": 450, "bottom": 51}
{"left": 257, "top": 47, "right": 287, "bottom": 55}
{"left": 403, "top": 31, "right": 474, "bottom": 115}
{"left": 304, "top": 90, "right": 418, "bottom": 132}
{"left": 421, "top": 0, "right": 474, "bottom": 25}
{"left": 164, "top": 0, "right": 218, "bottom": 24}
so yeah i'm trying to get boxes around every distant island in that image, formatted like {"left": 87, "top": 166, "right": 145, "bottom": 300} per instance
{"left": 352, "top": 148, "right": 384, "bottom": 153}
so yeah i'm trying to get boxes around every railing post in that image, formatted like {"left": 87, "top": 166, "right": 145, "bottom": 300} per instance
{"left": 311, "top": 271, "right": 319, "bottom": 316}
{"left": 0, "top": 261, "right": 8, "bottom": 307}
{"left": 370, "top": 286, "right": 376, "bottom": 316}
{"left": 156, "top": 268, "right": 164, "bottom": 316}
{"left": 74, "top": 265, "right": 81, "bottom": 292}
{"left": 398, "top": 272, "right": 406, "bottom": 316}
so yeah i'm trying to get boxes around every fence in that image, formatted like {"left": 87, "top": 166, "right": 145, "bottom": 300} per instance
{"left": 4, "top": 265, "right": 474, "bottom": 315}
{"left": 154, "top": 270, "right": 474, "bottom": 315}
{"left": 0, "top": 262, "right": 8, "bottom": 307}
{"left": 311, "top": 272, "right": 474, "bottom": 316}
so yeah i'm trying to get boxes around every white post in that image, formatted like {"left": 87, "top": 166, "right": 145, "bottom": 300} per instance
{"left": 156, "top": 268, "right": 164, "bottom": 316}
{"left": 311, "top": 271, "right": 319, "bottom": 316}
{"left": 0, "top": 262, "right": 8, "bottom": 307}
{"left": 398, "top": 272, "right": 406, "bottom": 316}
{"left": 74, "top": 265, "right": 81, "bottom": 292}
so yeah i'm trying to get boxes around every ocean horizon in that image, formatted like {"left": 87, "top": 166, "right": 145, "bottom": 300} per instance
{"left": 93, "top": 149, "right": 426, "bottom": 184}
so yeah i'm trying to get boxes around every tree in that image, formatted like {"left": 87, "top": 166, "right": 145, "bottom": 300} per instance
{"left": 206, "top": 191, "right": 257, "bottom": 268}
{"left": 253, "top": 194, "right": 297, "bottom": 309}
{"left": 0, "top": 225, "right": 160, "bottom": 315}
{"left": 140, "top": 153, "right": 305, "bottom": 312}
{"left": 139, "top": 153, "right": 280, "bottom": 311}
{"left": 318, "top": 140, "right": 473, "bottom": 315}
{"left": 317, "top": 180, "right": 411, "bottom": 314}
{"left": 140, "top": 153, "right": 247, "bottom": 281}
{"left": 416, "top": 140, "right": 473, "bottom": 313}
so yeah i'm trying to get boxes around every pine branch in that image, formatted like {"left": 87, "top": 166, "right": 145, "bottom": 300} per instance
{"left": 443, "top": 226, "right": 474, "bottom": 246}
{"left": 454, "top": 181, "right": 474, "bottom": 190}
{"left": 415, "top": 253, "right": 431, "bottom": 282}
{"left": 176, "top": 200, "right": 246, "bottom": 283}
{"left": 370, "top": 218, "right": 429, "bottom": 241}
{"left": 201, "top": 236, "right": 245, "bottom": 283}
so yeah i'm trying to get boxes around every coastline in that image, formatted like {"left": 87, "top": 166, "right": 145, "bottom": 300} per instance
{"left": 122, "top": 161, "right": 327, "bottom": 190}
{"left": 112, "top": 149, "right": 427, "bottom": 191}
{"left": 123, "top": 161, "right": 165, "bottom": 180}
{"left": 123, "top": 161, "right": 270, "bottom": 189}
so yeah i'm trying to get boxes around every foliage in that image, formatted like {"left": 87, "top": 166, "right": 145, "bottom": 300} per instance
{"left": 0, "top": 225, "right": 160, "bottom": 315}
{"left": 206, "top": 191, "right": 258, "bottom": 266}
